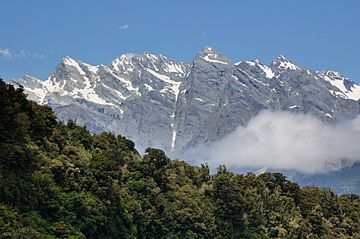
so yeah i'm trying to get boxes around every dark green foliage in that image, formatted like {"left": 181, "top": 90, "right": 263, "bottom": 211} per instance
{"left": 0, "top": 79, "right": 359, "bottom": 238}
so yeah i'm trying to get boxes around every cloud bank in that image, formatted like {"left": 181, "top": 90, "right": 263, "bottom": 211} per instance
{"left": 186, "top": 111, "right": 360, "bottom": 174}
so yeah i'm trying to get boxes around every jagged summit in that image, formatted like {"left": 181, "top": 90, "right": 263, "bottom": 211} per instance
{"left": 60, "top": 56, "right": 87, "bottom": 69}
{"left": 110, "top": 53, "right": 136, "bottom": 73}
{"left": 235, "top": 59, "right": 275, "bottom": 79}
{"left": 23, "top": 74, "right": 40, "bottom": 80}
{"left": 270, "top": 55, "right": 299, "bottom": 71}
{"left": 54, "top": 56, "right": 99, "bottom": 76}
{"left": 320, "top": 70, "right": 343, "bottom": 79}
{"left": 110, "top": 51, "right": 189, "bottom": 78}
{"left": 317, "top": 70, "right": 360, "bottom": 100}
{"left": 196, "top": 46, "right": 231, "bottom": 65}
{"left": 119, "top": 53, "right": 138, "bottom": 60}
{"left": 201, "top": 46, "right": 220, "bottom": 54}
{"left": 61, "top": 55, "right": 76, "bottom": 62}
{"left": 143, "top": 51, "right": 159, "bottom": 59}
{"left": 274, "top": 54, "right": 288, "bottom": 61}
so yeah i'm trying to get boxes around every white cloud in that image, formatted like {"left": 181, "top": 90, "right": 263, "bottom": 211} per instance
{"left": 185, "top": 111, "right": 360, "bottom": 174}
{"left": 117, "top": 24, "right": 129, "bottom": 30}
{"left": 0, "top": 48, "right": 13, "bottom": 58}
{"left": 0, "top": 48, "right": 45, "bottom": 59}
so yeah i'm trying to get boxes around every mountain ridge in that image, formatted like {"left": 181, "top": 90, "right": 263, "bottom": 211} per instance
{"left": 12, "top": 47, "right": 360, "bottom": 158}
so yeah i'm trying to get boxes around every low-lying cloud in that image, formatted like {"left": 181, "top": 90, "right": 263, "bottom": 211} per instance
{"left": 186, "top": 111, "right": 360, "bottom": 174}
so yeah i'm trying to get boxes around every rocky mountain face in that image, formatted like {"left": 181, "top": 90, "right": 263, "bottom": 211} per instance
{"left": 13, "top": 47, "right": 360, "bottom": 159}
{"left": 15, "top": 53, "right": 190, "bottom": 154}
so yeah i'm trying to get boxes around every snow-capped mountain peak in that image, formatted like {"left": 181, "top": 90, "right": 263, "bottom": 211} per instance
{"left": 110, "top": 53, "right": 136, "bottom": 73}
{"left": 318, "top": 70, "right": 360, "bottom": 101}
{"left": 143, "top": 51, "right": 159, "bottom": 61}
{"left": 271, "top": 55, "right": 300, "bottom": 71}
{"left": 62, "top": 55, "right": 77, "bottom": 63}
{"left": 54, "top": 56, "right": 100, "bottom": 78}
{"left": 61, "top": 56, "right": 87, "bottom": 72}
{"left": 197, "top": 46, "right": 231, "bottom": 65}
{"left": 321, "top": 70, "right": 343, "bottom": 79}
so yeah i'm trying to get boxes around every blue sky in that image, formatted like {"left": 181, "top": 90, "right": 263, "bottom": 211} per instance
{"left": 1, "top": 0, "right": 359, "bottom": 82}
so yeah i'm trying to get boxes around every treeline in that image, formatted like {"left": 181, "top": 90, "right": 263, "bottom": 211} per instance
{"left": 0, "top": 79, "right": 359, "bottom": 238}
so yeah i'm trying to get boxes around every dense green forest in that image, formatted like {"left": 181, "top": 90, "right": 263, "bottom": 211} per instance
{"left": 0, "top": 79, "right": 359, "bottom": 238}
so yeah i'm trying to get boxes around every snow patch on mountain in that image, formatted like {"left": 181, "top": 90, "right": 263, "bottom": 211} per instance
{"left": 258, "top": 63, "right": 275, "bottom": 78}
{"left": 80, "top": 77, "right": 114, "bottom": 106}
{"left": 110, "top": 54, "right": 136, "bottom": 74}
{"left": 63, "top": 57, "right": 87, "bottom": 75}
{"left": 109, "top": 70, "right": 140, "bottom": 96}
{"left": 163, "top": 61, "right": 186, "bottom": 74}
{"left": 320, "top": 71, "right": 360, "bottom": 101}
{"left": 202, "top": 55, "right": 229, "bottom": 65}
{"left": 145, "top": 68, "right": 181, "bottom": 99}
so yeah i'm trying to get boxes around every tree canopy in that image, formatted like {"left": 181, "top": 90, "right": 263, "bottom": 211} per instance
{"left": 0, "top": 79, "right": 359, "bottom": 238}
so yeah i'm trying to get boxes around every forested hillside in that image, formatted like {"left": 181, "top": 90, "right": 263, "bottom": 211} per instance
{"left": 1, "top": 79, "right": 359, "bottom": 238}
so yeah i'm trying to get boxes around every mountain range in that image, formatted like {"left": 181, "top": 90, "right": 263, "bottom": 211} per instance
{"left": 12, "top": 47, "right": 360, "bottom": 194}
